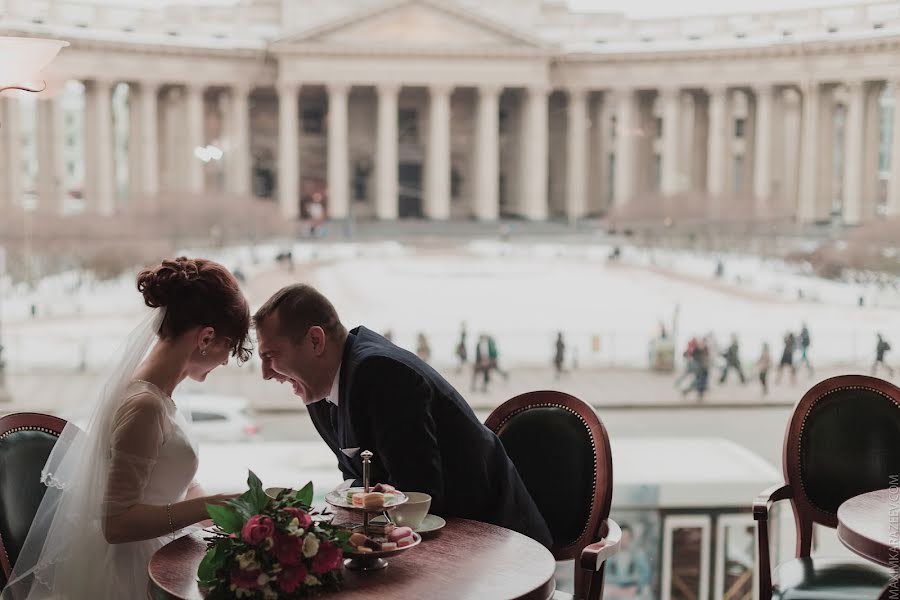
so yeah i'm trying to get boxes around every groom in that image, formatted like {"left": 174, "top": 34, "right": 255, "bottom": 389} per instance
{"left": 254, "top": 284, "right": 552, "bottom": 548}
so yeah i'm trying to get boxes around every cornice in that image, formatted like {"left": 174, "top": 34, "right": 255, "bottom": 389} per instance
{"left": 562, "top": 33, "right": 900, "bottom": 65}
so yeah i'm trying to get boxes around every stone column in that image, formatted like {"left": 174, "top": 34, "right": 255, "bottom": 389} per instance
{"left": 227, "top": 84, "right": 251, "bottom": 197}
{"left": 565, "top": 88, "right": 589, "bottom": 220}
{"left": 375, "top": 83, "right": 399, "bottom": 220}
{"left": 519, "top": 86, "right": 549, "bottom": 220}
{"left": 425, "top": 84, "right": 451, "bottom": 220}
{"left": 185, "top": 84, "right": 205, "bottom": 194}
{"left": 689, "top": 92, "right": 709, "bottom": 193}
{"left": 589, "top": 93, "right": 610, "bottom": 212}
{"left": 87, "top": 80, "right": 115, "bottom": 215}
{"left": 888, "top": 81, "right": 900, "bottom": 216}
{"left": 843, "top": 80, "right": 866, "bottom": 225}
{"left": 753, "top": 85, "right": 774, "bottom": 210}
{"left": 277, "top": 83, "right": 300, "bottom": 219}
{"left": 613, "top": 88, "right": 637, "bottom": 207}
{"left": 660, "top": 88, "right": 682, "bottom": 196}
{"left": 128, "top": 85, "right": 143, "bottom": 203}
{"left": 862, "top": 83, "right": 881, "bottom": 221}
{"left": 327, "top": 83, "right": 350, "bottom": 219}
{"left": 798, "top": 82, "right": 829, "bottom": 223}
{"left": 138, "top": 82, "right": 160, "bottom": 203}
{"left": 706, "top": 86, "right": 729, "bottom": 197}
{"left": 474, "top": 85, "right": 500, "bottom": 221}
{"left": 37, "top": 97, "right": 65, "bottom": 213}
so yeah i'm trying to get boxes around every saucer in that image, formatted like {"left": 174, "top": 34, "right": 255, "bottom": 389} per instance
{"left": 414, "top": 514, "right": 446, "bottom": 534}
{"left": 371, "top": 514, "right": 446, "bottom": 534}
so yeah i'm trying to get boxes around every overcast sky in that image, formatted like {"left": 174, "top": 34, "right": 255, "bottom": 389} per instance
{"left": 568, "top": 0, "right": 867, "bottom": 18}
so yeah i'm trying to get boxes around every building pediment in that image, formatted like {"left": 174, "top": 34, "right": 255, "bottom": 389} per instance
{"left": 273, "top": 0, "right": 547, "bottom": 52}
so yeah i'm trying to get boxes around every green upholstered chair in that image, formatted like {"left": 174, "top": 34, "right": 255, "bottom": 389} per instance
{"left": 486, "top": 390, "right": 620, "bottom": 600}
{"left": 0, "top": 412, "right": 67, "bottom": 589}
{"left": 754, "top": 375, "right": 897, "bottom": 600}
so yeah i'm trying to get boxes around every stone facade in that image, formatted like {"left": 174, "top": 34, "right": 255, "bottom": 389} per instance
{"left": 2, "top": 0, "right": 900, "bottom": 224}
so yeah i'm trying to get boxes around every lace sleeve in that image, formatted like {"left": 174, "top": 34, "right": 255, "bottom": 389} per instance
{"left": 103, "top": 392, "right": 168, "bottom": 518}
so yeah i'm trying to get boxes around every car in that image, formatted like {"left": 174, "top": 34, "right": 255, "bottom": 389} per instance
{"left": 175, "top": 392, "right": 260, "bottom": 442}
{"left": 66, "top": 392, "right": 259, "bottom": 443}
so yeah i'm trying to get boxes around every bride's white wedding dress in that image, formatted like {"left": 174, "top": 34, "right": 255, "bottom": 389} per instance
{"left": 99, "top": 380, "right": 200, "bottom": 597}
{"left": 2, "top": 311, "right": 204, "bottom": 600}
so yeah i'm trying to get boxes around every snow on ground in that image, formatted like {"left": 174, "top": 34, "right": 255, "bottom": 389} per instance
{"left": 2, "top": 239, "right": 897, "bottom": 370}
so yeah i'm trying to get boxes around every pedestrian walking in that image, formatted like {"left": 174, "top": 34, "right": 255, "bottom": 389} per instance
{"left": 455, "top": 322, "right": 468, "bottom": 373}
{"left": 719, "top": 334, "right": 746, "bottom": 384}
{"left": 798, "top": 323, "right": 814, "bottom": 377}
{"left": 872, "top": 333, "right": 894, "bottom": 377}
{"left": 554, "top": 332, "right": 566, "bottom": 379}
{"left": 756, "top": 343, "right": 772, "bottom": 396}
{"left": 775, "top": 332, "right": 797, "bottom": 385}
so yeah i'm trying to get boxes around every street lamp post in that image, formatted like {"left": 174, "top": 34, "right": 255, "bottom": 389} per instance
{"left": 0, "top": 35, "right": 68, "bottom": 403}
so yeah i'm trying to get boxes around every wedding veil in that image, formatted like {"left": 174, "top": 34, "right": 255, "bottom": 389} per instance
{"left": 2, "top": 308, "right": 166, "bottom": 599}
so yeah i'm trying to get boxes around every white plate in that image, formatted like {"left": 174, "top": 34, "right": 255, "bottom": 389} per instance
{"left": 325, "top": 487, "right": 408, "bottom": 510}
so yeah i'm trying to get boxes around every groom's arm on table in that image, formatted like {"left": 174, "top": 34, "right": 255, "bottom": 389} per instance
{"left": 356, "top": 359, "right": 446, "bottom": 515}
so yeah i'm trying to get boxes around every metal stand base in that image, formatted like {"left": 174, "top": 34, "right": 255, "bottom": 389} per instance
{"left": 343, "top": 556, "right": 388, "bottom": 571}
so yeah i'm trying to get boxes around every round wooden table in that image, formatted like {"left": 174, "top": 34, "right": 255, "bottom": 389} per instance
{"left": 837, "top": 488, "right": 900, "bottom": 567}
{"left": 148, "top": 517, "right": 556, "bottom": 600}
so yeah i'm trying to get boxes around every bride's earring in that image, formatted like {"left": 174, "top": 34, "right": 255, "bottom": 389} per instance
{"left": 201, "top": 349, "right": 208, "bottom": 356}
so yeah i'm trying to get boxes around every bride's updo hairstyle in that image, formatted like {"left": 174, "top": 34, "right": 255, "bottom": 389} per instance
{"left": 137, "top": 257, "right": 252, "bottom": 362}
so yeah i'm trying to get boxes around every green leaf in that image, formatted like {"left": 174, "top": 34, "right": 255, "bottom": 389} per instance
{"left": 225, "top": 498, "right": 254, "bottom": 522}
{"left": 206, "top": 503, "right": 244, "bottom": 534}
{"left": 197, "top": 545, "right": 225, "bottom": 581}
{"left": 247, "top": 470, "right": 263, "bottom": 493}
{"left": 293, "top": 482, "right": 314, "bottom": 509}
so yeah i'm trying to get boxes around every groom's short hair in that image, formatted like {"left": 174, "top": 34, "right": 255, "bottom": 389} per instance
{"left": 253, "top": 284, "right": 346, "bottom": 342}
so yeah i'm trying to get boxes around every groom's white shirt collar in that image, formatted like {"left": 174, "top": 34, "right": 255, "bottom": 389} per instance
{"left": 325, "top": 362, "right": 341, "bottom": 406}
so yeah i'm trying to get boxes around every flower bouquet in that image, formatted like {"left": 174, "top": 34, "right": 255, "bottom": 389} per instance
{"left": 198, "top": 472, "right": 352, "bottom": 599}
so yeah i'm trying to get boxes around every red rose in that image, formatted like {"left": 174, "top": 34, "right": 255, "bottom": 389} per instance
{"left": 273, "top": 532, "right": 303, "bottom": 566}
{"left": 230, "top": 568, "right": 261, "bottom": 590}
{"left": 241, "top": 515, "right": 275, "bottom": 545}
{"left": 311, "top": 540, "right": 343, "bottom": 574}
{"left": 279, "top": 564, "right": 307, "bottom": 593}
{"left": 284, "top": 507, "right": 313, "bottom": 530}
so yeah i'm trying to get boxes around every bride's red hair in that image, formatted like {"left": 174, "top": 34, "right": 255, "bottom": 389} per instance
{"left": 137, "top": 257, "right": 251, "bottom": 362}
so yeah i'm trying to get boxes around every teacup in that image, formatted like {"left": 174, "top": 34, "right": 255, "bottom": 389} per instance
{"left": 387, "top": 492, "right": 431, "bottom": 530}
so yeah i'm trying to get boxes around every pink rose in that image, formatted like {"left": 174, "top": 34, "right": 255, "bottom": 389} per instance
{"left": 279, "top": 564, "right": 307, "bottom": 593}
{"left": 283, "top": 507, "right": 313, "bottom": 530}
{"left": 241, "top": 515, "right": 275, "bottom": 545}
{"left": 273, "top": 533, "right": 303, "bottom": 566}
{"left": 311, "top": 541, "right": 343, "bottom": 574}
{"left": 230, "top": 568, "right": 261, "bottom": 590}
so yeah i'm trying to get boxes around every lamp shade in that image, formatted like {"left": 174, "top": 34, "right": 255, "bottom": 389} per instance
{"left": 0, "top": 36, "right": 69, "bottom": 88}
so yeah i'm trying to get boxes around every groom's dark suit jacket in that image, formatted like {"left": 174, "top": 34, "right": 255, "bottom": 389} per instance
{"left": 307, "top": 326, "right": 552, "bottom": 548}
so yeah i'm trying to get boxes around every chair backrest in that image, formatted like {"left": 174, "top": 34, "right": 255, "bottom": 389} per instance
{"left": 0, "top": 412, "right": 67, "bottom": 586}
{"left": 485, "top": 390, "right": 613, "bottom": 561}
{"left": 783, "top": 375, "right": 900, "bottom": 554}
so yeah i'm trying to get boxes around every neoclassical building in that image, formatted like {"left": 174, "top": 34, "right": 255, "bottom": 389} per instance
{"left": 2, "top": 0, "right": 900, "bottom": 225}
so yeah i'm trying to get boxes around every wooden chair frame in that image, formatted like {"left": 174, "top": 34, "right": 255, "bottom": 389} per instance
{"left": 0, "top": 412, "right": 67, "bottom": 580}
{"left": 486, "top": 390, "right": 620, "bottom": 600}
{"left": 753, "top": 375, "right": 900, "bottom": 599}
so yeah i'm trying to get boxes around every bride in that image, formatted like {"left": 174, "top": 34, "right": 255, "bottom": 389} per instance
{"left": 2, "top": 257, "right": 252, "bottom": 599}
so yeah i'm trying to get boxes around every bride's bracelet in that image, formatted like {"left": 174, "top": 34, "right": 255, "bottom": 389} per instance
{"left": 166, "top": 502, "right": 176, "bottom": 540}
